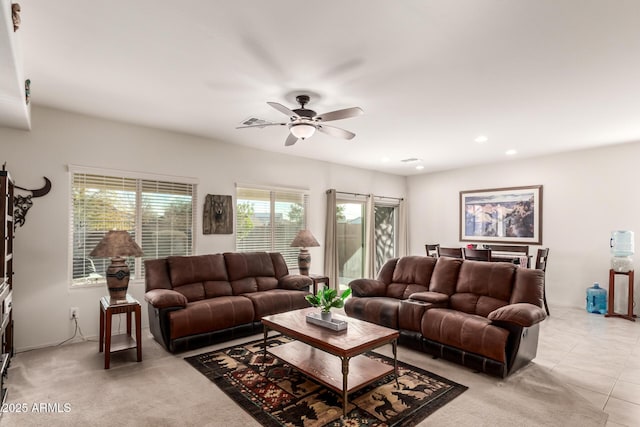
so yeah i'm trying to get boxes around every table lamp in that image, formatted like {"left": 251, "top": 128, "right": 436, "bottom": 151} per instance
{"left": 90, "top": 230, "right": 144, "bottom": 301}
{"left": 290, "top": 229, "right": 320, "bottom": 275}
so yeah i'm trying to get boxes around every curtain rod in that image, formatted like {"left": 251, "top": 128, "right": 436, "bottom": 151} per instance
{"left": 329, "top": 190, "right": 404, "bottom": 201}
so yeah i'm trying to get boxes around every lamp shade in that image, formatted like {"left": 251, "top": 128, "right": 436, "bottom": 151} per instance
{"left": 291, "top": 229, "right": 320, "bottom": 248}
{"left": 289, "top": 123, "right": 316, "bottom": 140}
{"left": 90, "top": 230, "right": 143, "bottom": 302}
{"left": 89, "top": 230, "right": 144, "bottom": 258}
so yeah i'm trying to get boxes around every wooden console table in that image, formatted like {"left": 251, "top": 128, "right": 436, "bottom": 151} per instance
{"left": 309, "top": 274, "right": 329, "bottom": 294}
{"left": 605, "top": 269, "right": 636, "bottom": 322}
{"left": 99, "top": 294, "right": 142, "bottom": 368}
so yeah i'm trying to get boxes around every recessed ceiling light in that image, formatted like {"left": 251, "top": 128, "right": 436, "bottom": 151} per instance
{"left": 505, "top": 149, "right": 517, "bottom": 156}
{"left": 380, "top": 157, "right": 390, "bottom": 163}
{"left": 474, "top": 135, "right": 488, "bottom": 144}
{"left": 416, "top": 165, "right": 425, "bottom": 170}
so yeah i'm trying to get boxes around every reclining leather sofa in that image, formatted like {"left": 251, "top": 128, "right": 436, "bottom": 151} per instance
{"left": 144, "top": 251, "right": 312, "bottom": 352}
{"left": 345, "top": 255, "right": 546, "bottom": 377}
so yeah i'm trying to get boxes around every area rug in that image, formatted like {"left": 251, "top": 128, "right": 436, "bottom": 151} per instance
{"left": 185, "top": 335, "right": 467, "bottom": 426}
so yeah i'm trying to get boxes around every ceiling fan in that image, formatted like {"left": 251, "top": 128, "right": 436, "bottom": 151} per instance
{"left": 237, "top": 95, "right": 363, "bottom": 146}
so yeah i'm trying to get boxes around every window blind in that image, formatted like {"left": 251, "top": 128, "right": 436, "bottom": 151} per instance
{"left": 236, "top": 187, "right": 308, "bottom": 269}
{"left": 70, "top": 171, "right": 196, "bottom": 285}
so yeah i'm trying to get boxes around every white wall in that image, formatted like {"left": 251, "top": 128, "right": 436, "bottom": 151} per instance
{"left": 0, "top": 106, "right": 406, "bottom": 351}
{"left": 407, "top": 142, "right": 640, "bottom": 314}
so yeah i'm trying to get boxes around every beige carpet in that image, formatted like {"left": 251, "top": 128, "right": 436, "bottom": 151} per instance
{"left": 3, "top": 330, "right": 608, "bottom": 427}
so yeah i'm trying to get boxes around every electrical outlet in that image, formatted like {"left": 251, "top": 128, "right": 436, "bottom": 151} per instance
{"left": 70, "top": 307, "right": 79, "bottom": 320}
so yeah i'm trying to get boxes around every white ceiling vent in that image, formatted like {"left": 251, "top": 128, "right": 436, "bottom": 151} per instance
{"left": 400, "top": 157, "right": 421, "bottom": 163}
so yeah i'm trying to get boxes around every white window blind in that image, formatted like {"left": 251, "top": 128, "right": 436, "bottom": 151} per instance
{"left": 236, "top": 186, "right": 308, "bottom": 269}
{"left": 70, "top": 170, "right": 196, "bottom": 285}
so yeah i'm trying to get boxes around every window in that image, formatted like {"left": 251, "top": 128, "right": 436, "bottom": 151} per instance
{"left": 236, "top": 186, "right": 308, "bottom": 269}
{"left": 70, "top": 167, "right": 197, "bottom": 285}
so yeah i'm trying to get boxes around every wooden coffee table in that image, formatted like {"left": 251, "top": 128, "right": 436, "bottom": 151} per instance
{"left": 261, "top": 307, "right": 399, "bottom": 417}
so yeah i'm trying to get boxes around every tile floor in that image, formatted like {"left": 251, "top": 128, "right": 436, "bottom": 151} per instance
{"left": 536, "top": 306, "right": 640, "bottom": 426}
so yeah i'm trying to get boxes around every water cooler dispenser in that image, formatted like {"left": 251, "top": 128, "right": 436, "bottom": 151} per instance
{"left": 606, "top": 230, "right": 637, "bottom": 321}
{"left": 610, "top": 230, "right": 634, "bottom": 272}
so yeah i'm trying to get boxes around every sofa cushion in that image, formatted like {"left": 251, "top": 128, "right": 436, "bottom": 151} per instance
{"left": 451, "top": 261, "right": 516, "bottom": 316}
{"left": 225, "top": 252, "right": 276, "bottom": 281}
{"left": 168, "top": 254, "right": 228, "bottom": 286}
{"left": 167, "top": 254, "right": 228, "bottom": 301}
{"left": 386, "top": 256, "right": 436, "bottom": 299}
{"left": 231, "top": 277, "right": 258, "bottom": 295}
{"left": 344, "top": 297, "right": 401, "bottom": 329}
{"left": 224, "top": 252, "right": 279, "bottom": 293}
{"left": 429, "top": 256, "right": 463, "bottom": 295}
{"left": 421, "top": 308, "right": 509, "bottom": 363}
{"left": 168, "top": 296, "right": 255, "bottom": 340}
{"left": 144, "top": 289, "right": 188, "bottom": 309}
{"left": 144, "top": 258, "right": 172, "bottom": 291}
{"left": 242, "top": 289, "right": 310, "bottom": 320}
{"left": 269, "top": 252, "right": 290, "bottom": 279}
{"left": 279, "top": 274, "right": 313, "bottom": 291}
{"left": 510, "top": 268, "right": 545, "bottom": 305}
{"left": 203, "top": 281, "right": 233, "bottom": 298}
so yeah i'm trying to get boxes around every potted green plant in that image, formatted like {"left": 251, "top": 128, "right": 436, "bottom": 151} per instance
{"left": 305, "top": 286, "right": 351, "bottom": 321}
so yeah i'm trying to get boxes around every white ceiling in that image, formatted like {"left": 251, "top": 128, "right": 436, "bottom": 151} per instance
{"left": 16, "top": 0, "right": 640, "bottom": 175}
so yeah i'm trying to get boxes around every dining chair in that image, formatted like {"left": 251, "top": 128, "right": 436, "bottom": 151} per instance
{"left": 436, "top": 246, "right": 463, "bottom": 259}
{"left": 463, "top": 248, "right": 492, "bottom": 261}
{"left": 425, "top": 244, "right": 440, "bottom": 257}
{"left": 535, "top": 248, "right": 550, "bottom": 316}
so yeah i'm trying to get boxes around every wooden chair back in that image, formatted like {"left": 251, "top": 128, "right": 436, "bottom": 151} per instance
{"left": 535, "top": 248, "right": 549, "bottom": 272}
{"left": 425, "top": 244, "right": 440, "bottom": 257}
{"left": 535, "top": 248, "right": 550, "bottom": 316}
{"left": 436, "top": 246, "right": 463, "bottom": 259}
{"left": 463, "top": 248, "right": 492, "bottom": 261}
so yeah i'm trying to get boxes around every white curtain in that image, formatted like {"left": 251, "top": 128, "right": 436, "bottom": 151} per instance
{"left": 364, "top": 194, "right": 376, "bottom": 278}
{"left": 323, "top": 189, "right": 339, "bottom": 290}
{"left": 398, "top": 198, "right": 409, "bottom": 257}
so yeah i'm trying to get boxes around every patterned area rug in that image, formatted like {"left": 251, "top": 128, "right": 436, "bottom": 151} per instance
{"left": 185, "top": 336, "right": 467, "bottom": 426}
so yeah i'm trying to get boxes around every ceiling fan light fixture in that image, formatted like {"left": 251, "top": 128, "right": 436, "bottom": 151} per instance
{"left": 290, "top": 123, "right": 316, "bottom": 140}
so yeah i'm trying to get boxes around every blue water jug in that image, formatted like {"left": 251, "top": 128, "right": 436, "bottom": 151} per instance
{"left": 586, "top": 283, "right": 607, "bottom": 314}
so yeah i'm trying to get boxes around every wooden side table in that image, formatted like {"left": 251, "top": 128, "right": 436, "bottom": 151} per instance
{"left": 309, "top": 274, "right": 329, "bottom": 294}
{"left": 99, "top": 294, "right": 142, "bottom": 369}
{"left": 605, "top": 269, "right": 637, "bottom": 322}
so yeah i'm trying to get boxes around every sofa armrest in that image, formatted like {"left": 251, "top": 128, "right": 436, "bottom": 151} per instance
{"left": 349, "top": 279, "right": 386, "bottom": 297}
{"left": 407, "top": 291, "right": 449, "bottom": 305}
{"left": 279, "top": 274, "right": 313, "bottom": 291}
{"left": 488, "top": 303, "right": 547, "bottom": 327}
{"left": 144, "top": 289, "right": 188, "bottom": 309}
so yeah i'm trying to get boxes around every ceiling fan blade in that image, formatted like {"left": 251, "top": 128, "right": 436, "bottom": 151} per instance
{"left": 284, "top": 133, "right": 298, "bottom": 146}
{"left": 235, "top": 122, "right": 287, "bottom": 129}
{"left": 316, "top": 107, "right": 363, "bottom": 122}
{"left": 267, "top": 102, "right": 299, "bottom": 118}
{"left": 317, "top": 124, "right": 356, "bottom": 140}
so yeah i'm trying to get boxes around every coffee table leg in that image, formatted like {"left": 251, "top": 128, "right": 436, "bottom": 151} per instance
{"left": 342, "top": 356, "right": 350, "bottom": 417}
{"left": 392, "top": 339, "right": 399, "bottom": 388}
{"left": 263, "top": 326, "right": 269, "bottom": 364}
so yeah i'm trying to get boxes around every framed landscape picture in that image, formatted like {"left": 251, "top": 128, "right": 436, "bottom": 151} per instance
{"left": 459, "top": 185, "right": 542, "bottom": 244}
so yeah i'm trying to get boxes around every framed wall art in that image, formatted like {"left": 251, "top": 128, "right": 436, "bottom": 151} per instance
{"left": 459, "top": 185, "right": 542, "bottom": 244}
{"left": 203, "top": 194, "right": 233, "bottom": 234}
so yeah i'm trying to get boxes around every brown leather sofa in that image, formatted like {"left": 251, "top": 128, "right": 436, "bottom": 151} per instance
{"left": 345, "top": 255, "right": 546, "bottom": 377}
{"left": 144, "top": 251, "right": 312, "bottom": 352}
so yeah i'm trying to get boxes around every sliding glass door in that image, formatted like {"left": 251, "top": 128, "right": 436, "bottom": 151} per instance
{"left": 336, "top": 202, "right": 365, "bottom": 289}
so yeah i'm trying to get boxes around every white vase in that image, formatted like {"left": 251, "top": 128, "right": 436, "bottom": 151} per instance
{"left": 320, "top": 311, "right": 332, "bottom": 322}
